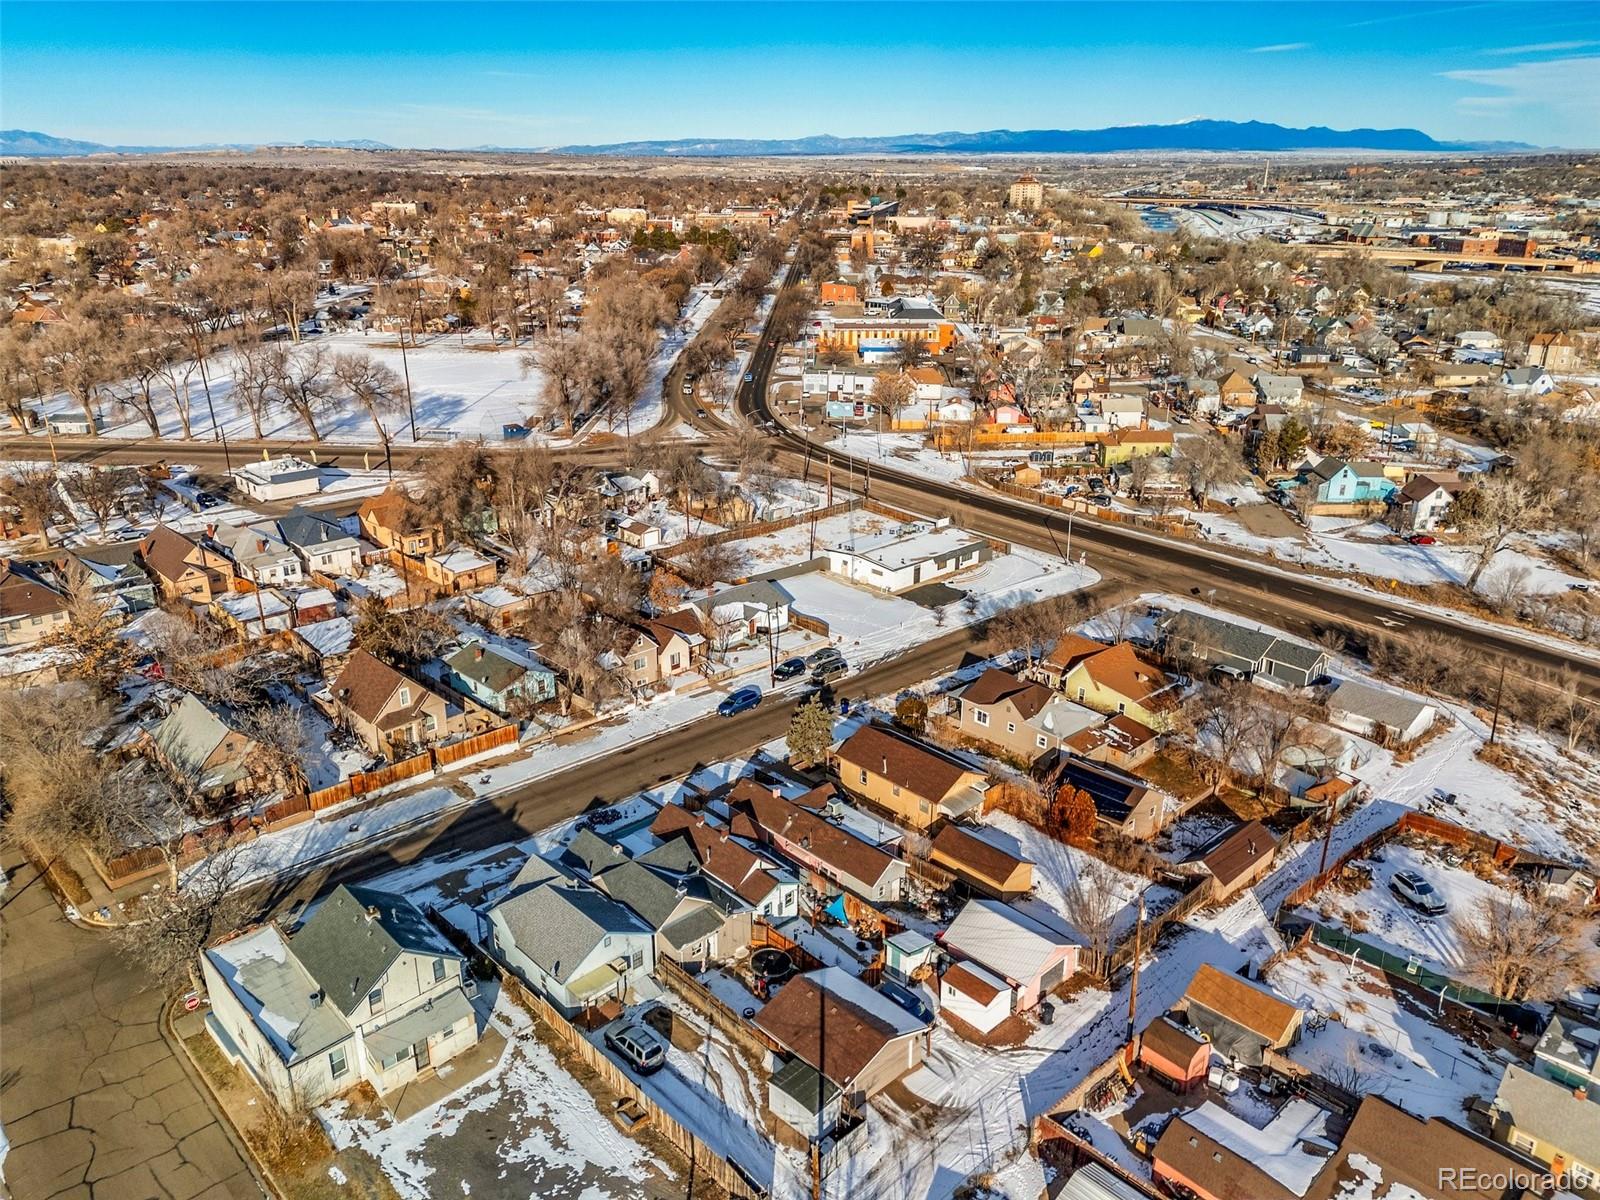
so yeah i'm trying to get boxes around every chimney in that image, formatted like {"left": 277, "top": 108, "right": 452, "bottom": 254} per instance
{"left": 205, "top": 523, "right": 216, "bottom": 538}
{"left": 365, "top": 905, "right": 379, "bottom": 921}
{"left": 475, "top": 645, "right": 484, "bottom": 661}
{"left": 882, "top": 756, "right": 888, "bottom": 775}
{"left": 1578, "top": 1086, "right": 1590, "bottom": 1101}
{"left": 770, "top": 786, "right": 782, "bottom": 800}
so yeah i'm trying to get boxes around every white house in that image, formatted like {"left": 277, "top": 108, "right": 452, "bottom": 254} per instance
{"left": 940, "top": 959, "right": 1014, "bottom": 1034}
{"left": 1390, "top": 471, "right": 1463, "bottom": 533}
{"left": 276, "top": 508, "right": 363, "bottom": 578}
{"left": 826, "top": 522, "right": 991, "bottom": 592}
{"left": 1456, "top": 330, "right": 1502, "bottom": 352}
{"left": 233, "top": 456, "right": 323, "bottom": 502}
{"left": 1326, "top": 678, "right": 1437, "bottom": 746}
{"left": 208, "top": 524, "right": 304, "bottom": 588}
{"left": 1253, "top": 372, "right": 1305, "bottom": 408}
{"left": 1099, "top": 393, "right": 1146, "bottom": 430}
{"left": 691, "top": 579, "right": 793, "bottom": 648}
{"left": 940, "top": 898, "right": 1080, "bottom": 1014}
{"left": 201, "top": 885, "right": 480, "bottom": 1108}
{"left": 481, "top": 857, "right": 656, "bottom": 1016}
{"left": 1501, "top": 366, "right": 1556, "bottom": 396}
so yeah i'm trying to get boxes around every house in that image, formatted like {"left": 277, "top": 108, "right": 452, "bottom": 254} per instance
{"left": 67, "top": 544, "right": 157, "bottom": 615}
{"left": 1184, "top": 377, "right": 1222, "bottom": 416}
{"left": 1139, "top": 1016, "right": 1211, "bottom": 1091}
{"left": 1062, "top": 712, "right": 1160, "bottom": 770}
{"left": 1322, "top": 679, "right": 1435, "bottom": 746}
{"left": 940, "top": 897, "right": 1079, "bottom": 1017}
{"left": 1217, "top": 371, "right": 1256, "bottom": 408}
{"left": 1179, "top": 963, "right": 1301, "bottom": 1066}
{"left": 0, "top": 558, "right": 69, "bottom": 647}
{"left": 1299, "top": 457, "right": 1398, "bottom": 508}
{"left": 927, "top": 823, "right": 1034, "bottom": 900}
{"left": 358, "top": 489, "right": 443, "bottom": 557}
{"left": 832, "top": 724, "right": 990, "bottom": 829}
{"left": 619, "top": 608, "right": 707, "bottom": 689}
{"left": 149, "top": 692, "right": 271, "bottom": 798}
{"left": 593, "top": 854, "right": 752, "bottom": 965}
{"left": 1189, "top": 820, "right": 1277, "bottom": 900}
{"left": 1426, "top": 360, "right": 1498, "bottom": 389}
{"left": 753, "top": 967, "right": 930, "bottom": 1105}
{"left": 1253, "top": 372, "right": 1305, "bottom": 408}
{"left": 1456, "top": 330, "right": 1501, "bottom": 352}
{"left": 482, "top": 857, "right": 655, "bottom": 1016}
{"left": 734, "top": 785, "right": 906, "bottom": 904}
{"left": 953, "top": 667, "right": 1102, "bottom": 762}
{"left": 277, "top": 508, "right": 363, "bottom": 578}
{"left": 1159, "top": 611, "right": 1328, "bottom": 690}
{"left": 1032, "top": 635, "right": 1179, "bottom": 732}
{"left": 825, "top": 522, "right": 991, "bottom": 592}
{"left": 1527, "top": 332, "right": 1582, "bottom": 373}
{"left": 646, "top": 804, "right": 800, "bottom": 923}
{"left": 1390, "top": 471, "right": 1463, "bottom": 533}
{"left": 1155, "top": 1090, "right": 1539, "bottom": 1200}
{"left": 210, "top": 588, "right": 294, "bottom": 639}
{"left": 598, "top": 470, "right": 661, "bottom": 507}
{"left": 1533, "top": 1015, "right": 1600, "bottom": 1096}
{"left": 232, "top": 456, "right": 321, "bottom": 502}
{"left": 1098, "top": 428, "right": 1174, "bottom": 467}
{"left": 331, "top": 649, "right": 449, "bottom": 758}
{"left": 1491, "top": 1065, "right": 1600, "bottom": 1198}
{"left": 1152, "top": 1099, "right": 1337, "bottom": 1200}
{"left": 138, "top": 525, "right": 235, "bottom": 603}
{"left": 1501, "top": 365, "right": 1556, "bottom": 395}
{"left": 423, "top": 543, "right": 497, "bottom": 594}
{"left": 201, "top": 885, "right": 479, "bottom": 1108}
{"left": 439, "top": 642, "right": 555, "bottom": 714}
{"left": 691, "top": 579, "right": 792, "bottom": 650}
{"left": 208, "top": 524, "right": 304, "bottom": 588}
{"left": 1041, "top": 753, "right": 1165, "bottom": 839}
{"left": 463, "top": 585, "right": 533, "bottom": 630}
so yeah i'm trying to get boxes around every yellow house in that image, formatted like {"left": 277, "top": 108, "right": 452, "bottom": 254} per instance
{"left": 1032, "top": 636, "right": 1179, "bottom": 732}
{"left": 1491, "top": 1065, "right": 1600, "bottom": 1199}
{"left": 1099, "top": 428, "right": 1174, "bottom": 466}
{"left": 832, "top": 724, "right": 989, "bottom": 830}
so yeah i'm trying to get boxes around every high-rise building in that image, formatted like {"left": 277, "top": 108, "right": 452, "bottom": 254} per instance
{"left": 1008, "top": 174, "right": 1044, "bottom": 211}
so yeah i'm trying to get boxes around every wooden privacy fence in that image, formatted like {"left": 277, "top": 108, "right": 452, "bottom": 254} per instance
{"left": 654, "top": 956, "right": 783, "bottom": 1063}
{"left": 495, "top": 971, "right": 773, "bottom": 1199}
{"left": 304, "top": 725, "right": 518, "bottom": 810}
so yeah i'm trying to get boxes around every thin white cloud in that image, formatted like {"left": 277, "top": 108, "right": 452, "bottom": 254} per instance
{"left": 1441, "top": 53, "right": 1600, "bottom": 119}
{"left": 1484, "top": 39, "right": 1598, "bottom": 55}
{"left": 1249, "top": 42, "right": 1310, "bottom": 53}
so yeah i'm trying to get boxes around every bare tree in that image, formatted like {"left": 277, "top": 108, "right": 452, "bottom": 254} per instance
{"left": 1454, "top": 888, "right": 1594, "bottom": 1003}
{"left": 110, "top": 839, "right": 251, "bottom": 993}
{"left": 1455, "top": 474, "right": 1547, "bottom": 593}
{"left": 66, "top": 466, "right": 129, "bottom": 535}
{"left": 230, "top": 343, "right": 279, "bottom": 438}
{"left": 1060, "top": 856, "right": 1124, "bottom": 977}
{"left": 2, "top": 462, "right": 63, "bottom": 545}
{"left": 332, "top": 351, "right": 402, "bottom": 443}
{"left": 269, "top": 345, "right": 335, "bottom": 440}
{"left": 236, "top": 703, "right": 310, "bottom": 793}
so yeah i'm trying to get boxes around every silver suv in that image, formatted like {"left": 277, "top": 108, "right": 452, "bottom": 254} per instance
{"left": 1390, "top": 869, "right": 1447, "bottom": 916}
{"left": 604, "top": 1022, "right": 667, "bottom": 1074}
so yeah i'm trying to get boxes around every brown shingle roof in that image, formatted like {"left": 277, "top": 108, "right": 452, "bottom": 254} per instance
{"left": 942, "top": 962, "right": 1004, "bottom": 1005}
{"left": 1075, "top": 642, "right": 1177, "bottom": 710}
{"left": 957, "top": 668, "right": 1052, "bottom": 720}
{"left": 0, "top": 559, "right": 65, "bottom": 621}
{"left": 835, "top": 724, "right": 982, "bottom": 802}
{"left": 753, "top": 975, "right": 900, "bottom": 1084}
{"left": 929, "top": 824, "right": 1029, "bottom": 889}
{"left": 331, "top": 648, "right": 410, "bottom": 725}
{"left": 1183, "top": 963, "right": 1298, "bottom": 1045}
{"left": 1042, "top": 633, "right": 1110, "bottom": 673}
{"left": 138, "top": 525, "right": 203, "bottom": 584}
{"left": 1198, "top": 820, "right": 1276, "bottom": 889}
{"left": 738, "top": 788, "right": 896, "bottom": 889}
{"left": 1141, "top": 1017, "right": 1208, "bottom": 1071}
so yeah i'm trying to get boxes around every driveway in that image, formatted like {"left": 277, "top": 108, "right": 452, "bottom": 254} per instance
{"left": 0, "top": 855, "right": 259, "bottom": 1200}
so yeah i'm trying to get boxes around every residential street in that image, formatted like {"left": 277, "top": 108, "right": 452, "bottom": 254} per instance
{"left": 0, "top": 594, "right": 1036, "bottom": 1199}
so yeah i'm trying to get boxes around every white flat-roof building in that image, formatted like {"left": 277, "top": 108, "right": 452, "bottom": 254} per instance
{"left": 233, "top": 456, "right": 322, "bottom": 502}
{"left": 825, "top": 522, "right": 991, "bottom": 592}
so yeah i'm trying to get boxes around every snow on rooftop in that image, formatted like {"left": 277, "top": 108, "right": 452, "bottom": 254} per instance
{"left": 1183, "top": 1099, "right": 1336, "bottom": 1197}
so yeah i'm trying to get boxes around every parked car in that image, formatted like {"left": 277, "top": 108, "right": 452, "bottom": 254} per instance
{"left": 744, "top": 371, "right": 754, "bottom": 382}
{"left": 811, "top": 657, "right": 848, "bottom": 683}
{"left": 806, "top": 646, "right": 844, "bottom": 670}
{"left": 773, "top": 656, "right": 807, "bottom": 681}
{"left": 603, "top": 1023, "right": 666, "bottom": 1075}
{"left": 695, "top": 407, "right": 708, "bottom": 418}
{"left": 1406, "top": 533, "right": 1437, "bottom": 546}
{"left": 1210, "top": 664, "right": 1250, "bottom": 685}
{"left": 1390, "top": 869, "right": 1447, "bottom": 916}
{"left": 717, "top": 686, "right": 762, "bottom": 717}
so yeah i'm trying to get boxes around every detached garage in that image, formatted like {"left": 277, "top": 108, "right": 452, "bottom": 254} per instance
{"left": 1326, "top": 679, "right": 1436, "bottom": 746}
{"left": 940, "top": 961, "right": 1012, "bottom": 1034}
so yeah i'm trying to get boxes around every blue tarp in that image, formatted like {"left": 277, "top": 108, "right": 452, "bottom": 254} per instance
{"left": 824, "top": 894, "right": 848, "bottom": 923}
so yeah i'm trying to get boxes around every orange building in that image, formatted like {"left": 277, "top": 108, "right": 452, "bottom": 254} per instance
{"left": 820, "top": 281, "right": 859, "bottom": 305}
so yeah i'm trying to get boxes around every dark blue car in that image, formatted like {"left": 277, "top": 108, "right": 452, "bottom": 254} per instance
{"left": 717, "top": 686, "right": 762, "bottom": 717}
{"left": 773, "top": 657, "right": 806, "bottom": 681}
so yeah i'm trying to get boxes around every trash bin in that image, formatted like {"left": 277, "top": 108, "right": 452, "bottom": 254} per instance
{"left": 1040, "top": 1000, "right": 1055, "bottom": 1025}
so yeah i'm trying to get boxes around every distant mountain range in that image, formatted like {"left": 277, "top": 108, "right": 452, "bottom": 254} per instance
{"left": 1, "top": 121, "right": 1536, "bottom": 159}
{"left": 0, "top": 130, "right": 395, "bottom": 156}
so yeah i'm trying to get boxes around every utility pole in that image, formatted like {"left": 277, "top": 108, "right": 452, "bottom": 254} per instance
{"left": 1317, "top": 787, "right": 1339, "bottom": 878}
{"left": 398, "top": 312, "right": 418, "bottom": 443}
{"left": 1488, "top": 659, "right": 1508, "bottom": 745}
{"left": 1125, "top": 894, "right": 1145, "bottom": 1043}
{"left": 812, "top": 976, "right": 827, "bottom": 1200}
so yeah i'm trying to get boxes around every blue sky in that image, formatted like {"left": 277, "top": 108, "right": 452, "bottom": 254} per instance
{"left": 3, "top": 1, "right": 1598, "bottom": 148}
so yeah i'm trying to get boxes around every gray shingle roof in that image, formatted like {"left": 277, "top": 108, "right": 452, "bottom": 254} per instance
{"left": 1494, "top": 1063, "right": 1600, "bottom": 1165}
{"left": 490, "top": 882, "right": 646, "bottom": 983}
{"left": 289, "top": 885, "right": 459, "bottom": 1016}
{"left": 1327, "top": 679, "right": 1432, "bottom": 730}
